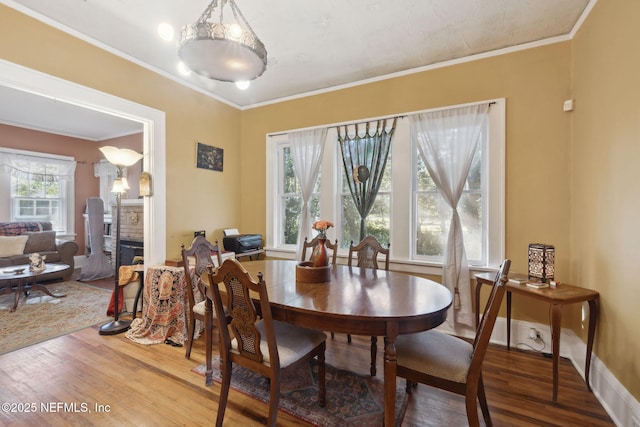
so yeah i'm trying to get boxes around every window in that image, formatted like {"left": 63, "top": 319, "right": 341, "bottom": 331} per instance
{"left": 266, "top": 99, "right": 505, "bottom": 273}
{"left": 276, "top": 143, "right": 320, "bottom": 246}
{"left": 413, "top": 125, "right": 485, "bottom": 264}
{"left": 338, "top": 147, "right": 391, "bottom": 249}
{"left": 0, "top": 148, "right": 76, "bottom": 235}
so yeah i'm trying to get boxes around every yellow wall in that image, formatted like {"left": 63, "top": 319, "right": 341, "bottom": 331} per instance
{"left": 571, "top": 0, "right": 640, "bottom": 399}
{"left": 241, "top": 42, "right": 574, "bottom": 329}
{"left": 0, "top": 5, "right": 242, "bottom": 257}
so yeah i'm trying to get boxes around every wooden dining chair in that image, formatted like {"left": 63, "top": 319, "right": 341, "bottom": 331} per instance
{"left": 348, "top": 235, "right": 390, "bottom": 271}
{"left": 207, "top": 259, "right": 327, "bottom": 427}
{"left": 347, "top": 235, "right": 390, "bottom": 376}
{"left": 395, "top": 259, "right": 511, "bottom": 427}
{"left": 180, "top": 235, "right": 223, "bottom": 386}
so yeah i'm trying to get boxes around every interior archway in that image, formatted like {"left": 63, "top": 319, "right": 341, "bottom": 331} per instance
{"left": 0, "top": 59, "right": 166, "bottom": 267}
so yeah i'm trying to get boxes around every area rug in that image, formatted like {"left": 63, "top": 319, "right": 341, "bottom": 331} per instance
{"left": 193, "top": 357, "right": 408, "bottom": 426}
{"left": 0, "top": 281, "right": 111, "bottom": 354}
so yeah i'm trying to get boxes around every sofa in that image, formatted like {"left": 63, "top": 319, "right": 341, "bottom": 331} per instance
{"left": 0, "top": 221, "right": 78, "bottom": 281}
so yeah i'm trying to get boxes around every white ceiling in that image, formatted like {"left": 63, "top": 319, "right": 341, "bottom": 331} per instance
{"left": 1, "top": 0, "right": 593, "bottom": 140}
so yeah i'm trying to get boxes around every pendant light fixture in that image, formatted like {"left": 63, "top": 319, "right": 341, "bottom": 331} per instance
{"left": 178, "top": 0, "right": 267, "bottom": 82}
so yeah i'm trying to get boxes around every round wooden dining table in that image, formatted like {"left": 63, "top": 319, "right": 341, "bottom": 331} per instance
{"left": 205, "top": 259, "right": 452, "bottom": 426}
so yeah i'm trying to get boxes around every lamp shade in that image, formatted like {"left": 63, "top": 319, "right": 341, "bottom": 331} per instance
{"left": 528, "top": 243, "right": 555, "bottom": 283}
{"left": 111, "top": 177, "right": 129, "bottom": 194}
{"left": 178, "top": 0, "right": 267, "bottom": 82}
{"left": 100, "top": 146, "right": 143, "bottom": 167}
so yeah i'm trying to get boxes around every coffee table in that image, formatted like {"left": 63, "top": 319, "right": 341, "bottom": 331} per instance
{"left": 0, "top": 264, "right": 69, "bottom": 312}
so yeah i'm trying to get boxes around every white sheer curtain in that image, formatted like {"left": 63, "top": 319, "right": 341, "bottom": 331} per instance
{"left": 289, "top": 128, "right": 328, "bottom": 259}
{"left": 410, "top": 104, "right": 489, "bottom": 327}
{"left": 0, "top": 148, "right": 76, "bottom": 232}
{"left": 94, "top": 160, "right": 118, "bottom": 213}
{"left": 0, "top": 150, "right": 76, "bottom": 179}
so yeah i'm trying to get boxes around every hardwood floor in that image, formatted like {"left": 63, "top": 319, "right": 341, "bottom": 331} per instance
{"left": 0, "top": 274, "right": 614, "bottom": 426}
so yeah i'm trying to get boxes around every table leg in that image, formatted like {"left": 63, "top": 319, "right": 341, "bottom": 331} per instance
{"left": 28, "top": 281, "right": 67, "bottom": 299}
{"left": 12, "top": 279, "right": 21, "bottom": 312}
{"left": 585, "top": 297, "right": 599, "bottom": 391}
{"left": 551, "top": 303, "right": 562, "bottom": 401}
{"left": 383, "top": 325, "right": 399, "bottom": 427}
{"left": 506, "top": 291, "right": 512, "bottom": 350}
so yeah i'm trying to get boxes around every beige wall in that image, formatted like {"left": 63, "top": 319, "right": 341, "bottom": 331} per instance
{"left": 571, "top": 0, "right": 640, "bottom": 399}
{"left": 0, "top": 5, "right": 242, "bottom": 259}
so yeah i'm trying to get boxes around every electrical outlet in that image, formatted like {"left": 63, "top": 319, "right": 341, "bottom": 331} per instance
{"left": 529, "top": 328, "right": 541, "bottom": 341}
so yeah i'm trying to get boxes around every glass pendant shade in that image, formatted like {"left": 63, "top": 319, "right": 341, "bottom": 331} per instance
{"left": 178, "top": 0, "right": 267, "bottom": 82}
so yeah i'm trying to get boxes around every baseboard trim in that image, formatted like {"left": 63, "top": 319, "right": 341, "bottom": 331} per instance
{"left": 437, "top": 317, "right": 639, "bottom": 426}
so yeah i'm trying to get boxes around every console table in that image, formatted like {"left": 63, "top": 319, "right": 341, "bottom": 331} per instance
{"left": 475, "top": 272, "right": 599, "bottom": 401}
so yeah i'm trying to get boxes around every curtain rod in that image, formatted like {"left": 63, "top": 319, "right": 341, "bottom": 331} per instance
{"left": 268, "top": 114, "right": 405, "bottom": 138}
{"left": 331, "top": 115, "right": 405, "bottom": 130}
{"left": 268, "top": 99, "right": 498, "bottom": 138}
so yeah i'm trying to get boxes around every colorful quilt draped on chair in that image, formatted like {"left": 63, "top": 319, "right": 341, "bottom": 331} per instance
{"left": 125, "top": 264, "right": 201, "bottom": 345}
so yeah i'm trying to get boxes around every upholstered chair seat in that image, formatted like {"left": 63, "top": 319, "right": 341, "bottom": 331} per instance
{"left": 394, "top": 259, "right": 511, "bottom": 427}
{"left": 396, "top": 330, "right": 473, "bottom": 383}
{"left": 231, "top": 320, "right": 327, "bottom": 367}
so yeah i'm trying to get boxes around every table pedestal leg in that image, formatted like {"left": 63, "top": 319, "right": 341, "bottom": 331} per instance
{"left": 383, "top": 327, "right": 398, "bottom": 427}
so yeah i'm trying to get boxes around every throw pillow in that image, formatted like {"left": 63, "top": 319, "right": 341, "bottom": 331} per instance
{"left": 0, "top": 235, "right": 29, "bottom": 257}
{"left": 23, "top": 231, "right": 57, "bottom": 253}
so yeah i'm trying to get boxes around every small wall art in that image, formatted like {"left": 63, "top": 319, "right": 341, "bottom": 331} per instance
{"left": 196, "top": 142, "right": 223, "bottom": 172}
{"left": 139, "top": 172, "right": 152, "bottom": 196}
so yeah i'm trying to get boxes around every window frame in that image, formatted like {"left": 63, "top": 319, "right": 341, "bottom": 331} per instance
{"left": 265, "top": 99, "right": 505, "bottom": 274}
{"left": 0, "top": 147, "right": 76, "bottom": 236}
{"left": 410, "top": 117, "right": 487, "bottom": 266}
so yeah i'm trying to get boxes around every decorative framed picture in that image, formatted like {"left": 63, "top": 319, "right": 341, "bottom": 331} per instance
{"left": 196, "top": 142, "right": 223, "bottom": 172}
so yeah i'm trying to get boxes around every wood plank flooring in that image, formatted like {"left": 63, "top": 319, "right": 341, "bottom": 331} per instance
{"left": 0, "top": 278, "right": 614, "bottom": 426}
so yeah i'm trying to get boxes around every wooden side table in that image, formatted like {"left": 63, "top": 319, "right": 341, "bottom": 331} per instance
{"left": 475, "top": 272, "right": 599, "bottom": 401}
{"left": 234, "top": 248, "right": 264, "bottom": 261}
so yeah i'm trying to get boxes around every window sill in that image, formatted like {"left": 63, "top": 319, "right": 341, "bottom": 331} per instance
{"left": 265, "top": 247, "right": 497, "bottom": 278}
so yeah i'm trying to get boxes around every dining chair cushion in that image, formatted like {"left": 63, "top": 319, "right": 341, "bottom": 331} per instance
{"left": 396, "top": 330, "right": 473, "bottom": 383}
{"left": 231, "top": 320, "right": 327, "bottom": 368}
{"left": 192, "top": 300, "right": 207, "bottom": 316}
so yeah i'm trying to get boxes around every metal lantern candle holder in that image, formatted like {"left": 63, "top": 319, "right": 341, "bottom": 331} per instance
{"left": 528, "top": 243, "right": 555, "bottom": 283}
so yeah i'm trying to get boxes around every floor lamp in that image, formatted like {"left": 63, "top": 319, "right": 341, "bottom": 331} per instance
{"left": 98, "top": 146, "right": 143, "bottom": 335}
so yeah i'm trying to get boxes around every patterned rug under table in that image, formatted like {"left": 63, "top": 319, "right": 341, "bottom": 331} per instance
{"left": 193, "top": 357, "right": 408, "bottom": 426}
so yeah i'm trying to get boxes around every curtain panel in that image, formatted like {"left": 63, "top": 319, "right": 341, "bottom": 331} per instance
{"left": 410, "top": 104, "right": 489, "bottom": 327}
{"left": 337, "top": 118, "right": 396, "bottom": 242}
{"left": 289, "top": 128, "right": 328, "bottom": 259}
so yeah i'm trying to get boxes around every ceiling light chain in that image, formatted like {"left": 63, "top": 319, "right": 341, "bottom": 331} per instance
{"left": 178, "top": 0, "right": 267, "bottom": 82}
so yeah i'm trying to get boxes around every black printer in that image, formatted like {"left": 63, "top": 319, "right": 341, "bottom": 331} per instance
{"left": 222, "top": 229, "right": 262, "bottom": 254}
